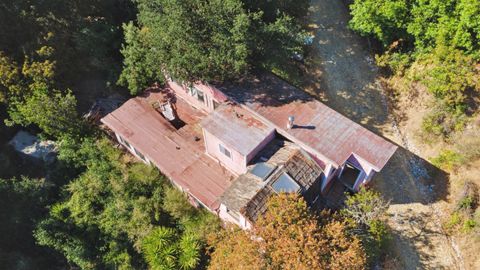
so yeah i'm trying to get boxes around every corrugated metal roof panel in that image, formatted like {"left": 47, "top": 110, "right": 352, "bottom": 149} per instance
{"left": 217, "top": 74, "right": 398, "bottom": 171}
{"left": 101, "top": 90, "right": 234, "bottom": 210}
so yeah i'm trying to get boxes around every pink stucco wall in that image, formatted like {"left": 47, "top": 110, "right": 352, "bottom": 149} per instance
{"left": 246, "top": 130, "right": 276, "bottom": 164}
{"left": 203, "top": 129, "right": 247, "bottom": 175}
{"left": 167, "top": 79, "right": 227, "bottom": 113}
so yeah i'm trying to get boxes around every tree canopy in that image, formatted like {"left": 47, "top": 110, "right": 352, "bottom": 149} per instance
{"left": 349, "top": 0, "right": 480, "bottom": 138}
{"left": 119, "top": 0, "right": 306, "bottom": 94}
{"left": 208, "top": 193, "right": 367, "bottom": 270}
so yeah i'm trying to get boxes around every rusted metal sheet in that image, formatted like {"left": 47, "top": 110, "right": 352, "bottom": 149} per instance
{"left": 217, "top": 74, "right": 398, "bottom": 171}
{"left": 200, "top": 104, "right": 275, "bottom": 156}
{"left": 101, "top": 90, "right": 234, "bottom": 210}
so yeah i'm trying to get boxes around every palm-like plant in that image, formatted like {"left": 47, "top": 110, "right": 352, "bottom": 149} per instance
{"left": 141, "top": 227, "right": 200, "bottom": 270}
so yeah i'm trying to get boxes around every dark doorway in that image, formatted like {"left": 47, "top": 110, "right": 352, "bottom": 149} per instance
{"left": 339, "top": 163, "right": 361, "bottom": 190}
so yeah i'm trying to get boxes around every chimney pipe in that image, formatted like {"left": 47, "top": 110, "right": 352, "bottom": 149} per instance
{"left": 287, "top": 115, "right": 295, "bottom": 129}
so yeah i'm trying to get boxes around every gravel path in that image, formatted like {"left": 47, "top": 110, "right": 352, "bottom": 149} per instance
{"left": 305, "top": 0, "right": 463, "bottom": 268}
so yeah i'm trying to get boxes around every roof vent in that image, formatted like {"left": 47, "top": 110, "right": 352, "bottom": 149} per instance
{"left": 287, "top": 115, "right": 294, "bottom": 129}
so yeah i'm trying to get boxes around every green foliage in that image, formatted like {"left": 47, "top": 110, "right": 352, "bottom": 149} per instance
{"left": 8, "top": 90, "right": 82, "bottom": 138}
{"left": 431, "top": 149, "right": 464, "bottom": 172}
{"left": 342, "top": 189, "right": 390, "bottom": 265}
{"left": 349, "top": 0, "right": 480, "bottom": 55}
{"left": 141, "top": 227, "right": 200, "bottom": 270}
{"left": 458, "top": 196, "right": 475, "bottom": 211}
{"left": 421, "top": 107, "right": 468, "bottom": 138}
{"left": 35, "top": 136, "right": 214, "bottom": 269}
{"left": 416, "top": 47, "right": 479, "bottom": 111}
{"left": 0, "top": 48, "right": 85, "bottom": 139}
{"left": 350, "top": 0, "right": 480, "bottom": 140}
{"left": 349, "top": 0, "right": 410, "bottom": 46}
{"left": 119, "top": 0, "right": 306, "bottom": 94}
{"left": 462, "top": 219, "right": 476, "bottom": 232}
{"left": 342, "top": 188, "right": 390, "bottom": 225}
{"left": 0, "top": 176, "right": 65, "bottom": 269}
{"left": 162, "top": 186, "right": 197, "bottom": 221}
{"left": 445, "top": 211, "right": 462, "bottom": 230}
{"left": 117, "top": 22, "right": 160, "bottom": 95}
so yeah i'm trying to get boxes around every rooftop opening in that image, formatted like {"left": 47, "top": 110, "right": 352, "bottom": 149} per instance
{"left": 250, "top": 162, "right": 276, "bottom": 181}
{"left": 152, "top": 100, "right": 186, "bottom": 130}
{"left": 272, "top": 172, "right": 300, "bottom": 193}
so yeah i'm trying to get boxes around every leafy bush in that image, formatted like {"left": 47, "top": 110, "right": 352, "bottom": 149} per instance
{"left": 35, "top": 136, "right": 216, "bottom": 269}
{"left": 421, "top": 107, "right": 468, "bottom": 138}
{"left": 462, "top": 219, "right": 476, "bottom": 233}
{"left": 458, "top": 196, "right": 475, "bottom": 211}
{"left": 431, "top": 149, "right": 464, "bottom": 172}
{"left": 417, "top": 47, "right": 479, "bottom": 112}
{"left": 141, "top": 227, "right": 200, "bottom": 270}
{"left": 445, "top": 211, "right": 462, "bottom": 231}
{"left": 162, "top": 186, "right": 197, "bottom": 221}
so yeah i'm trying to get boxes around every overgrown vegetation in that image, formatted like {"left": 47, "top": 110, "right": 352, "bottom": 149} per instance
{"left": 118, "top": 0, "right": 308, "bottom": 94}
{"left": 208, "top": 193, "right": 367, "bottom": 270}
{"left": 33, "top": 137, "right": 220, "bottom": 269}
{"left": 444, "top": 181, "right": 479, "bottom": 233}
{"left": 350, "top": 0, "right": 480, "bottom": 139}
{"left": 342, "top": 188, "right": 391, "bottom": 265}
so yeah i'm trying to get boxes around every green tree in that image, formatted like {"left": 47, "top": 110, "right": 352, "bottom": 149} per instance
{"left": 0, "top": 176, "right": 65, "bottom": 269}
{"left": 349, "top": 0, "right": 410, "bottom": 46}
{"left": 119, "top": 0, "right": 305, "bottom": 95}
{"left": 416, "top": 46, "right": 479, "bottom": 111}
{"left": 117, "top": 22, "right": 159, "bottom": 95}
{"left": 35, "top": 137, "right": 214, "bottom": 269}
{"left": 8, "top": 90, "right": 82, "bottom": 138}
{"left": 342, "top": 188, "right": 391, "bottom": 265}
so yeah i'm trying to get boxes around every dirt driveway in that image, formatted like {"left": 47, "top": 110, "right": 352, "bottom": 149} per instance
{"left": 304, "top": 0, "right": 463, "bottom": 269}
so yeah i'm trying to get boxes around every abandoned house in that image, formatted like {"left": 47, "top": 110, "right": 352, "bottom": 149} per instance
{"left": 101, "top": 73, "right": 398, "bottom": 229}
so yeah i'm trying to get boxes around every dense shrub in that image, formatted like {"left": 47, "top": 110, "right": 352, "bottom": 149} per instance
{"left": 431, "top": 149, "right": 464, "bottom": 172}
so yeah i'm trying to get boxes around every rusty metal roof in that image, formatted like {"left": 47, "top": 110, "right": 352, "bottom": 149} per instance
{"left": 101, "top": 90, "right": 234, "bottom": 210}
{"left": 200, "top": 103, "right": 274, "bottom": 156}
{"left": 216, "top": 74, "right": 398, "bottom": 171}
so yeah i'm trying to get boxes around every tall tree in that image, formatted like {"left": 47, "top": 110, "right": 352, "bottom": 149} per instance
{"left": 119, "top": 0, "right": 305, "bottom": 94}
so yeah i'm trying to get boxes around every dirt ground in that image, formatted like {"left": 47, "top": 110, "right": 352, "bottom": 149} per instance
{"left": 304, "top": 0, "right": 465, "bottom": 269}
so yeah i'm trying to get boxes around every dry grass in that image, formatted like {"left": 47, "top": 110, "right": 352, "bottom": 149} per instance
{"left": 384, "top": 73, "right": 480, "bottom": 269}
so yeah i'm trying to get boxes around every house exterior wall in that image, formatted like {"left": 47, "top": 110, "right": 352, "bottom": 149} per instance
{"left": 115, "top": 133, "right": 151, "bottom": 165}
{"left": 167, "top": 79, "right": 225, "bottom": 113}
{"left": 245, "top": 130, "right": 276, "bottom": 164}
{"left": 203, "top": 129, "right": 247, "bottom": 175}
{"left": 344, "top": 154, "right": 376, "bottom": 191}
{"left": 218, "top": 204, "right": 252, "bottom": 230}
{"left": 321, "top": 163, "right": 336, "bottom": 191}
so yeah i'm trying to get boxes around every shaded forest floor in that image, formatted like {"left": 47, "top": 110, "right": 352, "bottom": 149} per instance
{"left": 290, "top": 0, "right": 466, "bottom": 268}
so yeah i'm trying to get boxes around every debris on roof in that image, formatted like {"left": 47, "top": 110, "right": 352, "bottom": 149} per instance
{"left": 84, "top": 94, "right": 126, "bottom": 124}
